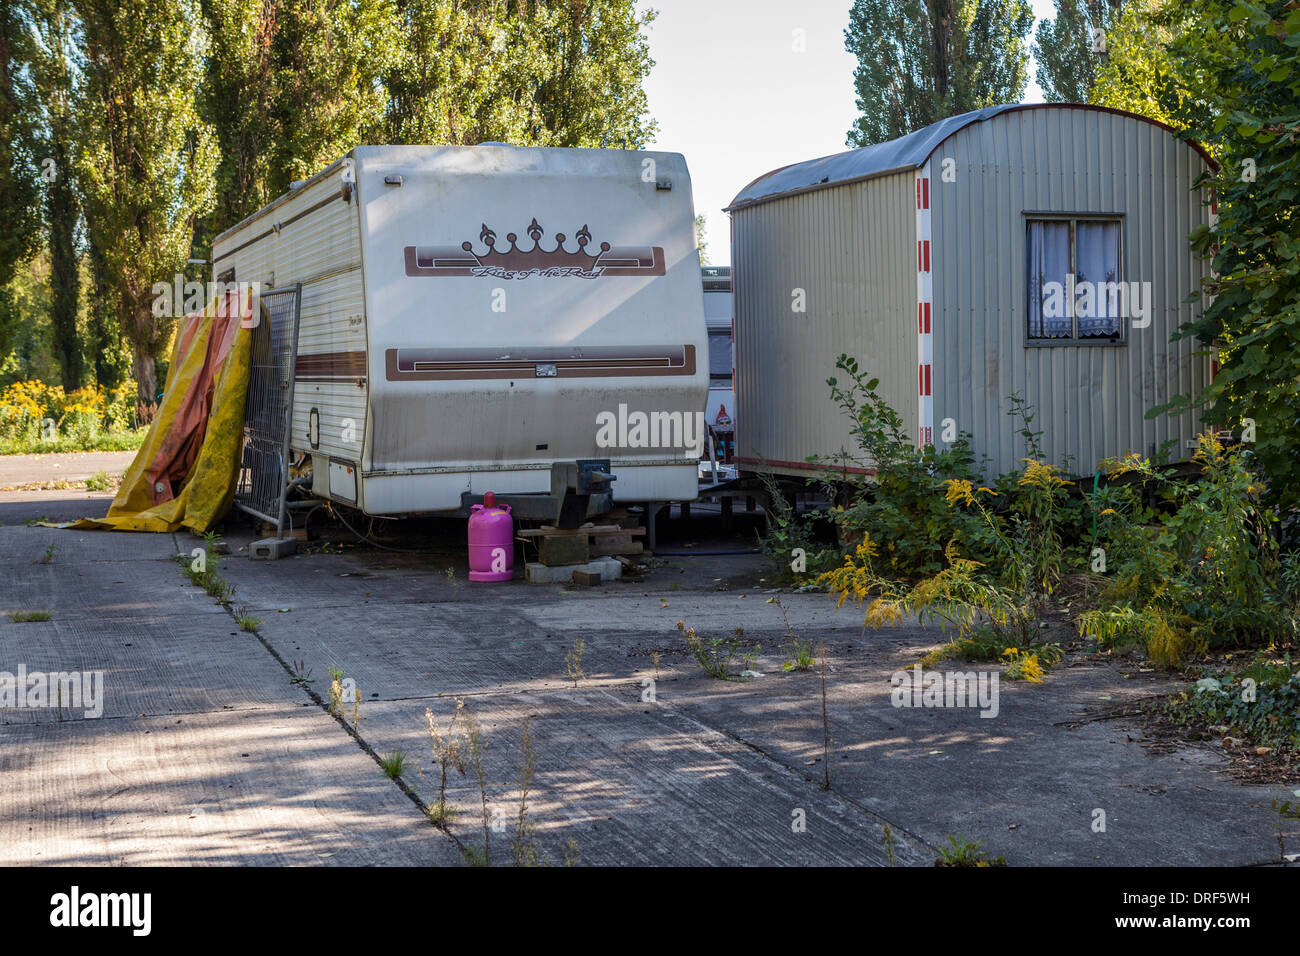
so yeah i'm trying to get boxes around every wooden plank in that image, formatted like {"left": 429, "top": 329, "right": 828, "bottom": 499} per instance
{"left": 516, "top": 526, "right": 645, "bottom": 538}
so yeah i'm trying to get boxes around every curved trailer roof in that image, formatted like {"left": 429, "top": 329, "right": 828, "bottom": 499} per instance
{"left": 725, "top": 103, "right": 1215, "bottom": 212}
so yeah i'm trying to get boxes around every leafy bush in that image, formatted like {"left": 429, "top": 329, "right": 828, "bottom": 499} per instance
{"left": 676, "top": 620, "right": 759, "bottom": 682}
{"left": 0, "top": 378, "right": 144, "bottom": 454}
{"left": 755, "top": 470, "right": 837, "bottom": 582}
{"left": 1166, "top": 658, "right": 1300, "bottom": 751}
{"left": 810, "top": 355, "right": 993, "bottom": 578}
{"left": 1077, "top": 433, "right": 1294, "bottom": 666}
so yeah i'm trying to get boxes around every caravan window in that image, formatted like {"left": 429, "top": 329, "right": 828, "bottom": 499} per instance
{"left": 1026, "top": 216, "right": 1124, "bottom": 344}
{"left": 707, "top": 331, "right": 733, "bottom": 382}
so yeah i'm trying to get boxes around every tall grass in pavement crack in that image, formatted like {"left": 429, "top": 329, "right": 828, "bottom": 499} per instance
{"left": 424, "top": 704, "right": 579, "bottom": 867}
{"left": 676, "top": 620, "right": 760, "bottom": 681}
{"left": 768, "top": 595, "right": 814, "bottom": 672}
{"left": 425, "top": 699, "right": 467, "bottom": 825}
{"left": 463, "top": 707, "right": 491, "bottom": 866}
{"left": 513, "top": 717, "right": 539, "bottom": 866}
{"left": 817, "top": 642, "right": 831, "bottom": 791}
{"left": 565, "top": 638, "right": 586, "bottom": 688}
{"left": 174, "top": 531, "right": 233, "bottom": 602}
{"left": 327, "top": 665, "right": 345, "bottom": 716}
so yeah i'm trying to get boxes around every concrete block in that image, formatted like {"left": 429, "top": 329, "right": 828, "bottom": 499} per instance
{"left": 249, "top": 537, "right": 297, "bottom": 560}
{"left": 571, "top": 570, "right": 601, "bottom": 587}
{"left": 539, "top": 533, "right": 589, "bottom": 566}
{"left": 525, "top": 557, "right": 622, "bottom": 585}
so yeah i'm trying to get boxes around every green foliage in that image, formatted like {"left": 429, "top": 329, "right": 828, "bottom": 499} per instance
{"left": 936, "top": 834, "right": 1006, "bottom": 866}
{"left": 769, "top": 595, "right": 816, "bottom": 672}
{"left": 1032, "top": 0, "right": 1127, "bottom": 103}
{"left": 1078, "top": 434, "right": 1294, "bottom": 666}
{"left": 381, "top": 0, "right": 656, "bottom": 150}
{"left": 199, "top": 0, "right": 401, "bottom": 232}
{"left": 288, "top": 660, "right": 313, "bottom": 686}
{"left": 817, "top": 374, "right": 1075, "bottom": 676}
{"left": 1166, "top": 0, "right": 1300, "bottom": 516}
{"left": 816, "top": 356, "right": 1084, "bottom": 588}
{"left": 0, "top": 2, "right": 44, "bottom": 357}
{"left": 175, "top": 532, "right": 233, "bottom": 602}
{"left": 814, "top": 355, "right": 990, "bottom": 578}
{"left": 0, "top": 378, "right": 142, "bottom": 454}
{"left": 676, "top": 620, "right": 759, "bottom": 682}
{"left": 10, "top": 610, "right": 53, "bottom": 622}
{"left": 25, "top": 0, "right": 83, "bottom": 389}
{"left": 74, "top": 0, "right": 219, "bottom": 403}
{"left": 380, "top": 749, "right": 406, "bottom": 779}
{"left": 1165, "top": 658, "right": 1300, "bottom": 750}
{"left": 1090, "top": 0, "right": 1181, "bottom": 125}
{"left": 6, "top": 1, "right": 661, "bottom": 396}
{"left": 844, "top": 0, "right": 1034, "bottom": 147}
{"left": 1091, "top": 0, "right": 1300, "bottom": 515}
{"left": 756, "top": 470, "right": 836, "bottom": 582}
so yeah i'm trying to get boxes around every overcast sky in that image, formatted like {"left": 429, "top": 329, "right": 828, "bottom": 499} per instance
{"left": 638, "top": 0, "right": 1059, "bottom": 265}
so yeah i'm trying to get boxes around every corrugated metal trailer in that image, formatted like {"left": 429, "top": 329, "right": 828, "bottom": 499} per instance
{"left": 726, "top": 104, "right": 1216, "bottom": 480}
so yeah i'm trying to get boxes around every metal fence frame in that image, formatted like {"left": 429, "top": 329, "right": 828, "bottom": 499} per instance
{"left": 234, "top": 284, "right": 301, "bottom": 536}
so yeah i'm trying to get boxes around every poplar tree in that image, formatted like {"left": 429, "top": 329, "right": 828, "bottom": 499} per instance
{"left": 382, "top": 0, "right": 655, "bottom": 148}
{"left": 74, "top": 0, "right": 217, "bottom": 404}
{"left": 1032, "top": 0, "right": 1126, "bottom": 104}
{"left": 200, "top": 0, "right": 400, "bottom": 232}
{"left": 0, "top": 3, "right": 43, "bottom": 360}
{"left": 844, "top": 0, "right": 1034, "bottom": 147}
{"left": 27, "top": 0, "right": 83, "bottom": 388}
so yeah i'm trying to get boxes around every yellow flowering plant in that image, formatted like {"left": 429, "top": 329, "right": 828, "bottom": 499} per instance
{"left": 0, "top": 378, "right": 142, "bottom": 453}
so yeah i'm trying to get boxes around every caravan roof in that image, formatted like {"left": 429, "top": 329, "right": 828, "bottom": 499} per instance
{"left": 726, "top": 104, "right": 1214, "bottom": 212}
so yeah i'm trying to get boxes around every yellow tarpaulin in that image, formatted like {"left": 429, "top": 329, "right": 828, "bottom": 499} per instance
{"left": 65, "top": 292, "right": 252, "bottom": 534}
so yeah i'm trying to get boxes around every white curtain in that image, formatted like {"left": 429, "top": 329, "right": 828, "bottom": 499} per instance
{"left": 1075, "top": 221, "right": 1121, "bottom": 336}
{"left": 1027, "top": 220, "right": 1071, "bottom": 338}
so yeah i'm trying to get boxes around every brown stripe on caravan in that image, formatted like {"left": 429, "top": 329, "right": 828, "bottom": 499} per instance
{"left": 385, "top": 345, "right": 695, "bottom": 381}
{"left": 295, "top": 350, "right": 368, "bottom": 383}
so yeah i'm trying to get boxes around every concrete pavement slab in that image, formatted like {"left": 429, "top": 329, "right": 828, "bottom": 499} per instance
{"left": 0, "top": 707, "right": 461, "bottom": 866}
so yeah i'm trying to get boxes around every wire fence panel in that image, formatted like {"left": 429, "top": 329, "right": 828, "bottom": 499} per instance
{"left": 234, "top": 285, "right": 301, "bottom": 535}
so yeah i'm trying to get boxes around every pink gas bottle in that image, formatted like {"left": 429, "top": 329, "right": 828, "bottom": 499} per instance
{"left": 468, "top": 492, "right": 514, "bottom": 582}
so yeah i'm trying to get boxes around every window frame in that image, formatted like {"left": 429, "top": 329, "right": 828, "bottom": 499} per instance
{"left": 1023, "top": 211, "right": 1127, "bottom": 347}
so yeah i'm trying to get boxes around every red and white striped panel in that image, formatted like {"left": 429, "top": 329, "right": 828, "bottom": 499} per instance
{"left": 1207, "top": 186, "right": 1219, "bottom": 381}
{"left": 915, "top": 160, "right": 934, "bottom": 447}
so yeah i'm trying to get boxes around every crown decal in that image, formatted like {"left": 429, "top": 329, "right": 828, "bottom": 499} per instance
{"left": 404, "top": 218, "right": 665, "bottom": 280}
{"left": 465, "top": 218, "right": 612, "bottom": 272}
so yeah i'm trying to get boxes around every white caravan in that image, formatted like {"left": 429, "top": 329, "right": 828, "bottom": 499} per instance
{"left": 212, "top": 145, "right": 709, "bottom": 517}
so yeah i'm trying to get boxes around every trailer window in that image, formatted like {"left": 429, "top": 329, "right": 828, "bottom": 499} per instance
{"left": 1026, "top": 217, "right": 1123, "bottom": 343}
{"left": 707, "top": 331, "right": 733, "bottom": 382}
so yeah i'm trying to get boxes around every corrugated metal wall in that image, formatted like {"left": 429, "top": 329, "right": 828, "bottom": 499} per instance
{"left": 930, "top": 107, "right": 1213, "bottom": 477}
{"left": 211, "top": 163, "right": 370, "bottom": 472}
{"left": 731, "top": 171, "right": 916, "bottom": 475}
